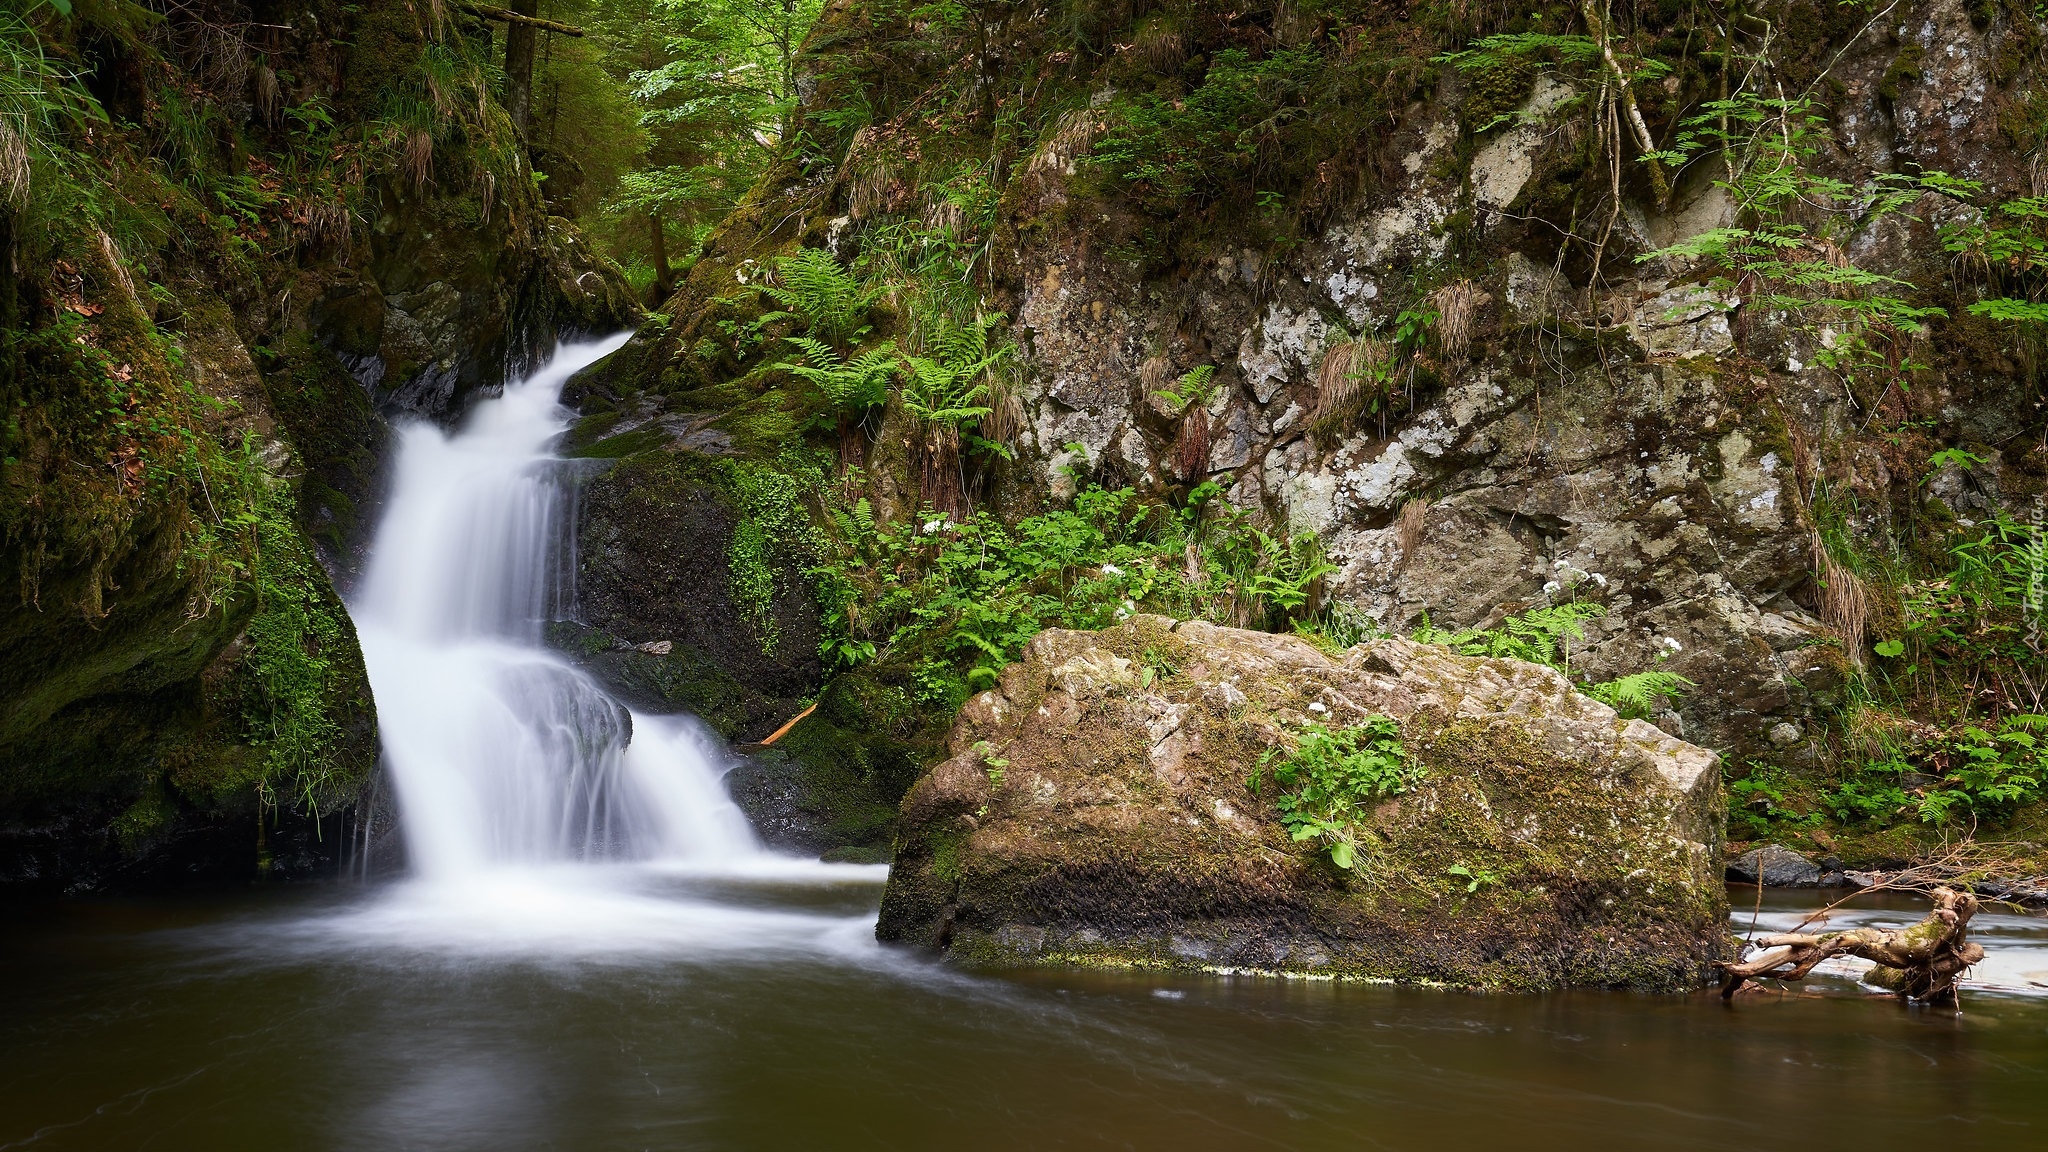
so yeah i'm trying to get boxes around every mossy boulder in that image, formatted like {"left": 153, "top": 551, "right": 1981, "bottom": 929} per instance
{"left": 568, "top": 451, "right": 823, "bottom": 728}
{"left": 721, "top": 662, "right": 950, "bottom": 855}
{"left": 878, "top": 616, "right": 1729, "bottom": 991}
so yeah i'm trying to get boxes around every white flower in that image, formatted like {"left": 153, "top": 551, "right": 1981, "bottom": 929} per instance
{"left": 922, "top": 519, "right": 945, "bottom": 534}
{"left": 1101, "top": 563, "right": 1123, "bottom": 576}
{"left": 1544, "top": 581, "right": 1562, "bottom": 594}
{"left": 1591, "top": 573, "right": 1608, "bottom": 588}
{"left": 1307, "top": 701, "right": 1328, "bottom": 713}
{"left": 1661, "top": 636, "right": 1684, "bottom": 652}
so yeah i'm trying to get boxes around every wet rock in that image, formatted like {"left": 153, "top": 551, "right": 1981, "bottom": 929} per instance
{"left": 1726, "top": 845, "right": 1823, "bottom": 887}
{"left": 879, "top": 616, "right": 1728, "bottom": 990}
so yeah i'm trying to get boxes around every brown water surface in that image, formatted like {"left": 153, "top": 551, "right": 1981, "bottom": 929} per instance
{"left": 3, "top": 878, "right": 2044, "bottom": 1151}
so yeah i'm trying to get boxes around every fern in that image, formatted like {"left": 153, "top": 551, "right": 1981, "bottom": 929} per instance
{"left": 1152, "top": 364, "right": 1218, "bottom": 413}
{"left": 757, "top": 249, "right": 881, "bottom": 347}
{"left": 901, "top": 313, "right": 1013, "bottom": 428}
{"left": 1585, "top": 670, "right": 1695, "bottom": 719}
{"left": 775, "top": 335, "right": 897, "bottom": 413}
{"left": 1434, "top": 32, "right": 1601, "bottom": 72}
{"left": 1424, "top": 602, "right": 1605, "bottom": 669}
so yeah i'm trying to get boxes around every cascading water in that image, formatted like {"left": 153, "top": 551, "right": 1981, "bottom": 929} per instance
{"left": 351, "top": 333, "right": 757, "bottom": 877}
{"left": 328, "top": 335, "right": 881, "bottom": 959}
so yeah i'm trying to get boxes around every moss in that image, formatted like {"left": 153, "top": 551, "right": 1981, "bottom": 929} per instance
{"left": 1877, "top": 44, "right": 1925, "bottom": 106}
{"left": 258, "top": 331, "right": 388, "bottom": 556}
{"left": 1461, "top": 57, "right": 1538, "bottom": 134}
{"left": 567, "top": 425, "right": 671, "bottom": 459}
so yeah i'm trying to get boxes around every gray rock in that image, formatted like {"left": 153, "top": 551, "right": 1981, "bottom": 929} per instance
{"left": 1726, "top": 844, "right": 1822, "bottom": 887}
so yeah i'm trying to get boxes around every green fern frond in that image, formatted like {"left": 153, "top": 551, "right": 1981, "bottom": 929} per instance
{"left": 758, "top": 249, "right": 881, "bottom": 347}
{"left": 1585, "top": 670, "right": 1695, "bottom": 719}
{"left": 774, "top": 336, "right": 897, "bottom": 412}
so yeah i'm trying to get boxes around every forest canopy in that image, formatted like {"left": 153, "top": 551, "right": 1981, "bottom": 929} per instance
{"left": 524, "top": 0, "right": 824, "bottom": 301}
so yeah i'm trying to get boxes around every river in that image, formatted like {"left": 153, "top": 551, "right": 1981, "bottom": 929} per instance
{"left": 3, "top": 339, "right": 2044, "bottom": 1150}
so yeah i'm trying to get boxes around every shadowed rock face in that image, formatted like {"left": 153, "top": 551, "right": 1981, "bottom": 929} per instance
{"left": 879, "top": 616, "right": 1727, "bottom": 990}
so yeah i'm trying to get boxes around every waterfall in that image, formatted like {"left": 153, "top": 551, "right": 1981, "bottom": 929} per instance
{"left": 351, "top": 335, "right": 762, "bottom": 882}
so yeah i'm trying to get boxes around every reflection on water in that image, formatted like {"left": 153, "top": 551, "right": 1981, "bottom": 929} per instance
{"left": 3, "top": 882, "right": 2045, "bottom": 1151}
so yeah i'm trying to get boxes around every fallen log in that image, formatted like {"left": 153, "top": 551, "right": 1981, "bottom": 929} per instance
{"left": 1716, "top": 886, "right": 1986, "bottom": 1005}
{"left": 460, "top": 4, "right": 583, "bottom": 35}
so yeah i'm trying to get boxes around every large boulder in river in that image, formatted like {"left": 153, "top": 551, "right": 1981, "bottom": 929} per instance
{"left": 877, "top": 616, "right": 1729, "bottom": 990}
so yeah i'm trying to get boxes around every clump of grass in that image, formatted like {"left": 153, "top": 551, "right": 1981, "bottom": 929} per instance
{"left": 1395, "top": 497, "right": 1428, "bottom": 563}
{"left": 1430, "top": 280, "right": 1485, "bottom": 363}
{"left": 1811, "top": 530, "right": 1870, "bottom": 667}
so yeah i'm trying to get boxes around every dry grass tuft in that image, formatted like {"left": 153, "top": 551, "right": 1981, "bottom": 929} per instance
{"left": 401, "top": 129, "right": 434, "bottom": 193}
{"left": 842, "top": 129, "right": 899, "bottom": 221}
{"left": 473, "top": 168, "right": 496, "bottom": 224}
{"left": 922, "top": 194, "right": 968, "bottom": 237}
{"left": 302, "top": 198, "right": 353, "bottom": 251}
{"left": 1174, "top": 412, "right": 1211, "bottom": 482}
{"left": 1027, "top": 108, "right": 1098, "bottom": 178}
{"left": 1431, "top": 281, "right": 1485, "bottom": 362}
{"left": 254, "top": 64, "right": 282, "bottom": 126}
{"left": 0, "top": 121, "right": 27, "bottom": 208}
{"left": 1811, "top": 532, "right": 1870, "bottom": 667}
{"left": 982, "top": 380, "right": 1024, "bottom": 451}
{"left": 1139, "top": 354, "right": 1173, "bottom": 399}
{"left": 1396, "top": 497, "right": 1429, "bottom": 561}
{"left": 1315, "top": 340, "right": 1358, "bottom": 423}
{"left": 1312, "top": 337, "right": 1391, "bottom": 431}
{"left": 1130, "top": 16, "right": 1188, "bottom": 72}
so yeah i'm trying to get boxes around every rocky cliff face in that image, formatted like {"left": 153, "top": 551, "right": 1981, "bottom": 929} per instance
{"left": 949, "top": 0, "right": 2026, "bottom": 769}
{"left": 878, "top": 616, "right": 1725, "bottom": 989}
{"left": 0, "top": 0, "right": 629, "bottom": 897}
{"left": 586, "top": 0, "right": 2048, "bottom": 873}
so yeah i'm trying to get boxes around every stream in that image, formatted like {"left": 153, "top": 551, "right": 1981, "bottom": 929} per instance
{"left": 4, "top": 340, "right": 2046, "bottom": 1150}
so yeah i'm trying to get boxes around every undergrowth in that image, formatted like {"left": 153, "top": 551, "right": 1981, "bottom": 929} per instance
{"left": 814, "top": 479, "right": 1334, "bottom": 709}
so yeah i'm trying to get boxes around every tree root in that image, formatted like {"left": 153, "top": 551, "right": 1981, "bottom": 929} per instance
{"left": 1715, "top": 886, "right": 1986, "bottom": 1006}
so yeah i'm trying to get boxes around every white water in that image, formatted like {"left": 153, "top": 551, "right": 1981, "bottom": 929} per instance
{"left": 332, "top": 335, "right": 885, "bottom": 960}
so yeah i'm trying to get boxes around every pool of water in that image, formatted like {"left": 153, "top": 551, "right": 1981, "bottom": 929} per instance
{"left": 3, "top": 876, "right": 2045, "bottom": 1151}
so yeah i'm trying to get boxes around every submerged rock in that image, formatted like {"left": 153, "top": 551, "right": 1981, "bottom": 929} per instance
{"left": 877, "top": 616, "right": 1728, "bottom": 990}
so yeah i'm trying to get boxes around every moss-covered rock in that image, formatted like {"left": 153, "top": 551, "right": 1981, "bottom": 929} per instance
{"left": 878, "top": 616, "right": 1728, "bottom": 991}
{"left": 569, "top": 451, "right": 823, "bottom": 723}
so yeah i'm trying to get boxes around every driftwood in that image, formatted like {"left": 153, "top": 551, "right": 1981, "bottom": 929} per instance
{"left": 459, "top": 4, "right": 584, "bottom": 36}
{"left": 1717, "top": 886, "right": 1986, "bottom": 1005}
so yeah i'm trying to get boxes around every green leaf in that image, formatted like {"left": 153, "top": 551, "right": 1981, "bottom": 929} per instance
{"left": 1874, "top": 638, "right": 1906, "bottom": 658}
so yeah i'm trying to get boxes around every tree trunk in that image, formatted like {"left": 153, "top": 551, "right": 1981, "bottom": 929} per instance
{"left": 503, "top": 0, "right": 539, "bottom": 140}
{"left": 647, "top": 212, "right": 674, "bottom": 304}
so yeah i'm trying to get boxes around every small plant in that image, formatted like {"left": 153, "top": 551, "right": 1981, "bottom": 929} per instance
{"left": 1151, "top": 364, "right": 1218, "bottom": 414}
{"left": 972, "top": 740, "right": 1009, "bottom": 786}
{"left": 1727, "top": 762, "right": 1822, "bottom": 838}
{"left": 1249, "top": 717, "right": 1422, "bottom": 870}
{"left": 1414, "top": 602, "right": 1604, "bottom": 671}
{"left": 1585, "top": 669, "right": 1695, "bottom": 719}
{"left": 1445, "top": 864, "right": 1503, "bottom": 894}
{"left": 1137, "top": 644, "right": 1179, "bottom": 689}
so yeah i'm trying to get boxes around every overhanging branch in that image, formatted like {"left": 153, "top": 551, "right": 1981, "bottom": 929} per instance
{"left": 460, "top": 4, "right": 583, "bottom": 36}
